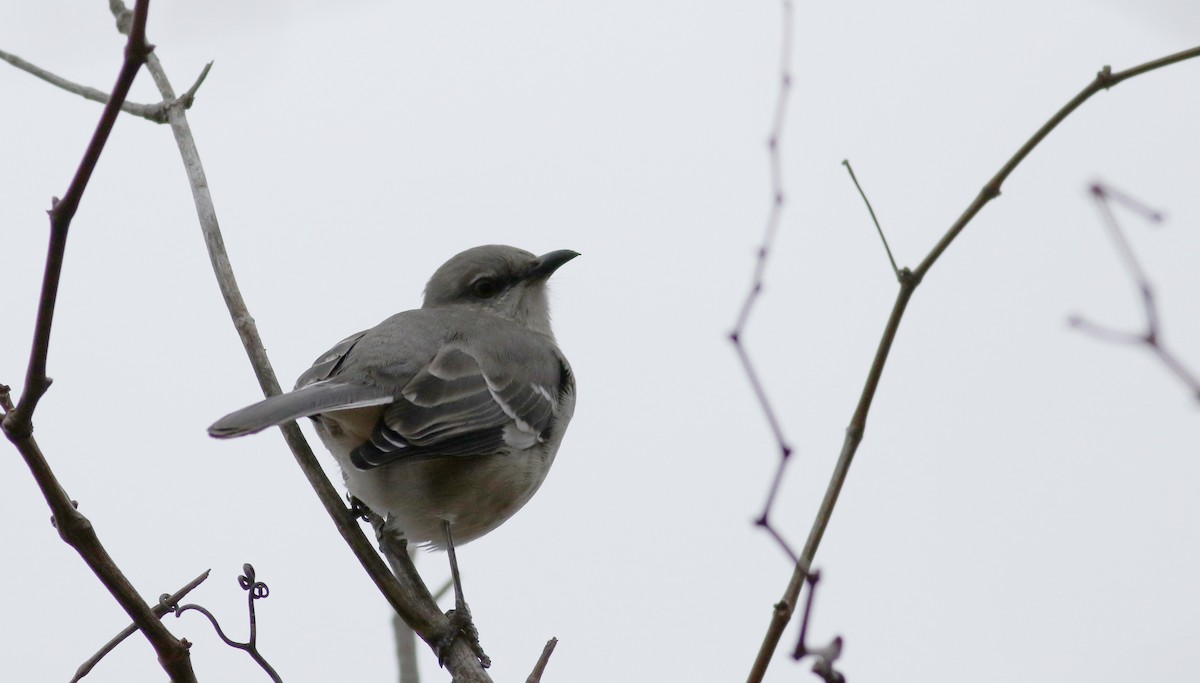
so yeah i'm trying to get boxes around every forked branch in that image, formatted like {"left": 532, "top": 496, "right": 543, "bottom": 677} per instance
{"left": 745, "top": 44, "right": 1200, "bottom": 683}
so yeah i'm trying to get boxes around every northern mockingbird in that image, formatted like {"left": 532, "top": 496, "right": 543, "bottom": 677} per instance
{"left": 208, "top": 244, "right": 577, "bottom": 665}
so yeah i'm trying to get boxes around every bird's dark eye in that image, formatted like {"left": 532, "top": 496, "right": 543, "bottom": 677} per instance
{"left": 470, "top": 277, "right": 499, "bottom": 299}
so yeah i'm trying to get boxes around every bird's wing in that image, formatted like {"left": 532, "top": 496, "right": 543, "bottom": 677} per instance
{"left": 208, "top": 331, "right": 393, "bottom": 438}
{"left": 350, "top": 335, "right": 570, "bottom": 469}
{"left": 296, "top": 330, "right": 370, "bottom": 389}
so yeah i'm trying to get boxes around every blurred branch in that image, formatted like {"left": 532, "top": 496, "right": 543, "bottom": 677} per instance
{"left": 790, "top": 571, "right": 843, "bottom": 683}
{"left": 71, "top": 570, "right": 211, "bottom": 683}
{"left": 387, "top": 547, "right": 423, "bottom": 683}
{"left": 99, "top": 1, "right": 493, "bottom": 679}
{"left": 729, "top": 0, "right": 798, "bottom": 564}
{"left": 0, "top": 3, "right": 199, "bottom": 682}
{"left": 389, "top": 552, "right": 454, "bottom": 682}
{"left": 0, "top": 48, "right": 210, "bottom": 123}
{"left": 744, "top": 44, "right": 1200, "bottom": 682}
{"left": 1068, "top": 182, "right": 1200, "bottom": 401}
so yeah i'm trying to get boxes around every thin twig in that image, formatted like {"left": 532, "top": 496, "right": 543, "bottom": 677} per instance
{"left": 745, "top": 45, "right": 1200, "bottom": 683}
{"left": 525, "top": 638, "right": 558, "bottom": 683}
{"left": 0, "top": 3, "right": 198, "bottom": 682}
{"left": 915, "top": 46, "right": 1200, "bottom": 280}
{"left": 842, "top": 159, "right": 900, "bottom": 278}
{"left": 1069, "top": 182, "right": 1200, "bottom": 401}
{"left": 729, "top": 0, "right": 799, "bottom": 564}
{"left": 0, "top": 48, "right": 209, "bottom": 123}
{"left": 103, "top": 2, "right": 492, "bottom": 679}
{"left": 70, "top": 570, "right": 211, "bottom": 683}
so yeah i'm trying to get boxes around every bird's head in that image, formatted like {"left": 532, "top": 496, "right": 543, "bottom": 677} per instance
{"left": 423, "top": 245, "right": 579, "bottom": 336}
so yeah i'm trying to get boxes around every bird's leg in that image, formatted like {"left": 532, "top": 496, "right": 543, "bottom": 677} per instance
{"left": 368, "top": 511, "right": 411, "bottom": 565}
{"left": 437, "top": 520, "right": 491, "bottom": 668}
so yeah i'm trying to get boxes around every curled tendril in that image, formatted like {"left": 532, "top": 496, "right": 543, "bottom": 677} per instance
{"left": 239, "top": 564, "right": 270, "bottom": 599}
{"left": 170, "top": 563, "right": 281, "bottom": 683}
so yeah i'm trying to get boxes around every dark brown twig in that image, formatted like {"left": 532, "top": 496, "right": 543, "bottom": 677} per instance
{"left": 745, "top": 45, "right": 1200, "bottom": 683}
{"left": 70, "top": 570, "right": 211, "bottom": 683}
{"left": 1069, "top": 182, "right": 1200, "bottom": 401}
{"left": 790, "top": 571, "right": 844, "bottom": 683}
{"left": 0, "top": 3, "right": 199, "bottom": 682}
{"left": 729, "top": 0, "right": 798, "bottom": 564}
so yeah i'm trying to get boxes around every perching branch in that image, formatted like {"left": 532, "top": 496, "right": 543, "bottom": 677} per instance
{"left": 744, "top": 44, "right": 1200, "bottom": 683}
{"left": 0, "top": 3, "right": 199, "bottom": 682}
{"left": 100, "top": 3, "right": 492, "bottom": 678}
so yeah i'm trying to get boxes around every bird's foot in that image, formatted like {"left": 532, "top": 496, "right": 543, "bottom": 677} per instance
{"left": 436, "top": 602, "right": 491, "bottom": 669}
{"left": 348, "top": 495, "right": 373, "bottom": 523}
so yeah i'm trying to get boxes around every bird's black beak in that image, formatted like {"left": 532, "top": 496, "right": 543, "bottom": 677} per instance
{"left": 526, "top": 250, "right": 580, "bottom": 281}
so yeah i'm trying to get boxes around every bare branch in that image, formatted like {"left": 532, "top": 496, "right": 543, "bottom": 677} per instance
{"left": 0, "top": 48, "right": 210, "bottom": 123}
{"left": 1070, "top": 182, "right": 1200, "bottom": 401}
{"left": 70, "top": 570, "right": 211, "bottom": 683}
{"left": 171, "top": 564, "right": 282, "bottom": 683}
{"left": 0, "top": 3, "right": 200, "bottom": 681}
{"left": 525, "top": 638, "right": 558, "bottom": 683}
{"left": 101, "top": 1, "right": 493, "bottom": 678}
{"left": 915, "top": 46, "right": 1200, "bottom": 280}
{"left": 745, "top": 44, "right": 1200, "bottom": 683}
{"left": 729, "top": 0, "right": 799, "bottom": 567}
{"left": 791, "top": 571, "right": 844, "bottom": 683}
{"left": 389, "top": 548, "right": 424, "bottom": 683}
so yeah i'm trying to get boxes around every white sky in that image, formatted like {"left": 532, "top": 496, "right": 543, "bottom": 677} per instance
{"left": 2, "top": 1, "right": 1198, "bottom": 681}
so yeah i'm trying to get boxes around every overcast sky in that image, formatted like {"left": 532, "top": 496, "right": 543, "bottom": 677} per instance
{"left": 2, "top": 1, "right": 1198, "bottom": 682}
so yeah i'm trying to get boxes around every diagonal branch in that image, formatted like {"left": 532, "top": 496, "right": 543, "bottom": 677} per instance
{"left": 0, "top": 3, "right": 199, "bottom": 682}
{"left": 70, "top": 570, "right": 211, "bottom": 683}
{"left": 745, "top": 44, "right": 1200, "bottom": 683}
{"left": 102, "top": 1, "right": 492, "bottom": 678}
{"left": 525, "top": 638, "right": 558, "bottom": 683}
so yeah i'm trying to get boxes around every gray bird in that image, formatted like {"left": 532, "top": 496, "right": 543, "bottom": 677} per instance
{"left": 208, "top": 244, "right": 578, "bottom": 664}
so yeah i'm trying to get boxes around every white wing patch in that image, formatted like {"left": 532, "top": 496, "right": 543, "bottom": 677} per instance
{"left": 532, "top": 383, "right": 558, "bottom": 412}
{"left": 486, "top": 381, "right": 534, "bottom": 433}
{"left": 502, "top": 423, "right": 540, "bottom": 449}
